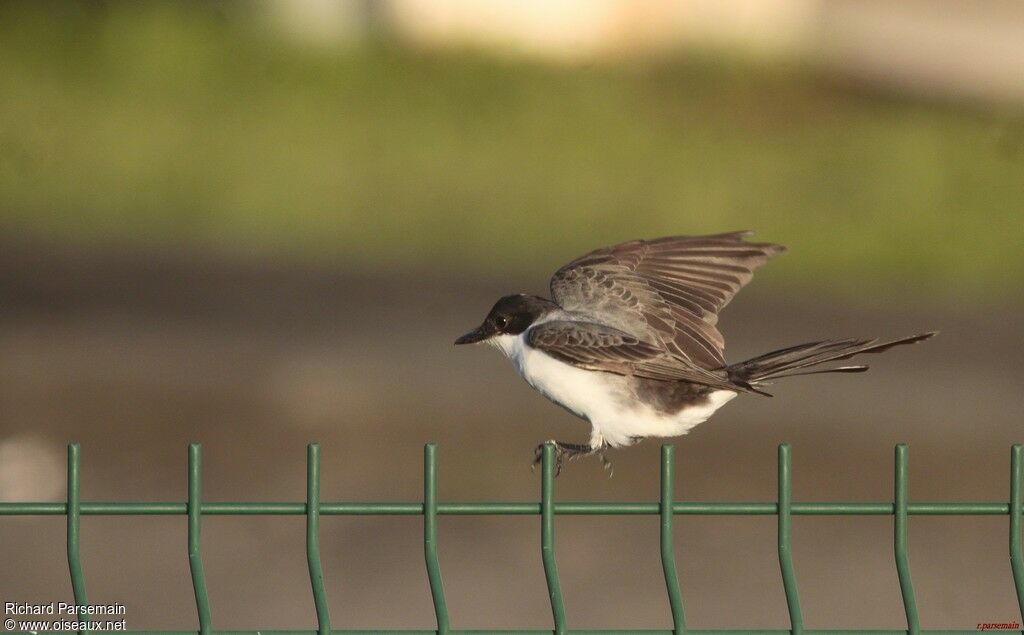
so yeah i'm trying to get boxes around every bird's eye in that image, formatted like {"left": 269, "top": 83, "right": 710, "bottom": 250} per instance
{"left": 497, "top": 316, "right": 510, "bottom": 329}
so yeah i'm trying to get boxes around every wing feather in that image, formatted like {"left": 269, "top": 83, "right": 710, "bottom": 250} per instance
{"left": 527, "top": 321, "right": 738, "bottom": 387}
{"left": 550, "top": 232, "right": 785, "bottom": 371}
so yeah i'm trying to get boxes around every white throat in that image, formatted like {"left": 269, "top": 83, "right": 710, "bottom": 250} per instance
{"left": 487, "top": 333, "right": 521, "bottom": 358}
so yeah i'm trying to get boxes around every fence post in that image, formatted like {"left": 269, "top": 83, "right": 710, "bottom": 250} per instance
{"left": 66, "top": 443, "right": 88, "bottom": 635}
{"left": 424, "top": 443, "right": 450, "bottom": 634}
{"left": 541, "top": 443, "right": 567, "bottom": 635}
{"left": 777, "top": 443, "right": 803, "bottom": 634}
{"left": 306, "top": 444, "right": 332, "bottom": 635}
{"left": 187, "top": 444, "right": 213, "bottom": 635}
{"left": 1010, "top": 444, "right": 1023, "bottom": 620}
{"left": 894, "top": 443, "right": 920, "bottom": 634}
{"left": 660, "top": 445, "right": 685, "bottom": 634}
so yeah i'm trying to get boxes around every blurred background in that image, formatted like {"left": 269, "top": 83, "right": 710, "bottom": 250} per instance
{"left": 1, "top": 0, "right": 1022, "bottom": 630}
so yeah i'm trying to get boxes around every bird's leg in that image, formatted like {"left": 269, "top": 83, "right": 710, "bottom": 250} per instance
{"left": 532, "top": 440, "right": 610, "bottom": 476}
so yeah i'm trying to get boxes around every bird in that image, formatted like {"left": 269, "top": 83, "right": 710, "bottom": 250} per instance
{"left": 455, "top": 232, "right": 935, "bottom": 473}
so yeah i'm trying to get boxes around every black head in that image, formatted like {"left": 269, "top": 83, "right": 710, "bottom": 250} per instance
{"left": 455, "top": 294, "right": 555, "bottom": 345}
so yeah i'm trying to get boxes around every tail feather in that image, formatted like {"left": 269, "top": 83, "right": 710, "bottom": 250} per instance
{"left": 764, "top": 364, "right": 869, "bottom": 379}
{"left": 727, "top": 332, "right": 936, "bottom": 388}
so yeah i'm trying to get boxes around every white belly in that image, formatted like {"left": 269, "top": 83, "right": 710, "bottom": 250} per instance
{"left": 490, "top": 333, "right": 737, "bottom": 448}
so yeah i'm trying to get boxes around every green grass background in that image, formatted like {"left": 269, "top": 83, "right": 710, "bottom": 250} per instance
{"left": 1, "top": 3, "right": 1021, "bottom": 301}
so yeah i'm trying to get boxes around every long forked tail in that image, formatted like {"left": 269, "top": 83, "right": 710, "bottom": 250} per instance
{"left": 727, "top": 332, "right": 937, "bottom": 394}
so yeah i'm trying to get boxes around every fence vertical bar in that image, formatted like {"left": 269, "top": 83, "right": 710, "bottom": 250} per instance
{"left": 894, "top": 443, "right": 920, "bottom": 634}
{"left": 306, "top": 444, "right": 332, "bottom": 635}
{"left": 1010, "top": 444, "right": 1023, "bottom": 619}
{"left": 424, "top": 443, "right": 450, "bottom": 634}
{"left": 66, "top": 443, "right": 88, "bottom": 635}
{"left": 541, "top": 443, "right": 567, "bottom": 635}
{"left": 660, "top": 445, "right": 686, "bottom": 634}
{"left": 777, "top": 443, "right": 803, "bottom": 635}
{"left": 188, "top": 444, "right": 213, "bottom": 635}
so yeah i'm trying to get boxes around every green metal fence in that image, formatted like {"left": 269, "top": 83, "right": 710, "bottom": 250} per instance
{"left": 1, "top": 442, "right": 1022, "bottom": 635}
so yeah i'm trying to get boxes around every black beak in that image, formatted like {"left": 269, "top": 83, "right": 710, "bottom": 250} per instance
{"left": 455, "top": 325, "right": 491, "bottom": 345}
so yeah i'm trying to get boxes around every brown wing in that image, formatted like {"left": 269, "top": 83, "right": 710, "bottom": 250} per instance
{"left": 527, "top": 320, "right": 737, "bottom": 387}
{"left": 550, "top": 232, "right": 785, "bottom": 370}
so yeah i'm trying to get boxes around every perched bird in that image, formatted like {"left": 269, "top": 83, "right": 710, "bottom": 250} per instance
{"left": 455, "top": 232, "right": 934, "bottom": 472}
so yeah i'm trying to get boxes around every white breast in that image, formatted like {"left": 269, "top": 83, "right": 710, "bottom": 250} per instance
{"left": 489, "top": 333, "right": 737, "bottom": 448}
{"left": 490, "top": 334, "right": 619, "bottom": 417}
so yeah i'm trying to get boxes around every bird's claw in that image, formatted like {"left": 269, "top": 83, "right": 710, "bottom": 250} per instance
{"left": 531, "top": 441, "right": 612, "bottom": 477}
{"left": 532, "top": 440, "right": 564, "bottom": 476}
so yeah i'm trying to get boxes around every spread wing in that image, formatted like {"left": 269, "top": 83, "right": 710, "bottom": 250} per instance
{"left": 550, "top": 231, "right": 785, "bottom": 372}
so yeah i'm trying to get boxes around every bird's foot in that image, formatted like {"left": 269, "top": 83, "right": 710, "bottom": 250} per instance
{"left": 532, "top": 441, "right": 612, "bottom": 477}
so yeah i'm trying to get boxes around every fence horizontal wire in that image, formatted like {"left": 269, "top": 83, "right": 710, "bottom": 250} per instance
{"left": 4, "top": 501, "right": 1018, "bottom": 515}
{"left": 0, "top": 442, "right": 1021, "bottom": 635}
